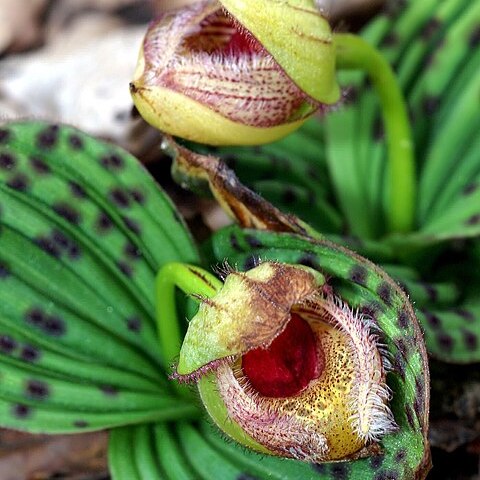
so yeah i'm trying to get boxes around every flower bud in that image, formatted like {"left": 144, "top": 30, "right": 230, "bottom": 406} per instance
{"left": 130, "top": 0, "right": 340, "bottom": 145}
{"left": 175, "top": 261, "right": 397, "bottom": 462}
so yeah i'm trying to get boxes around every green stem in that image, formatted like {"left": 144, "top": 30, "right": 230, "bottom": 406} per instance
{"left": 334, "top": 33, "right": 416, "bottom": 234}
{"left": 155, "top": 262, "right": 222, "bottom": 398}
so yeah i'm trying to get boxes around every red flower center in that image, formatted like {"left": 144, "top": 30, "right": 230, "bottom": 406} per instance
{"left": 242, "top": 313, "right": 322, "bottom": 397}
{"left": 184, "top": 9, "right": 262, "bottom": 57}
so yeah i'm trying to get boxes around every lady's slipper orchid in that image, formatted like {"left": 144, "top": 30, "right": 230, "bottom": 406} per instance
{"left": 175, "top": 261, "right": 397, "bottom": 462}
{"left": 130, "top": 0, "right": 340, "bottom": 145}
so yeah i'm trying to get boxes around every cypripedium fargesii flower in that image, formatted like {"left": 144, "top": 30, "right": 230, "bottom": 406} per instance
{"left": 130, "top": 0, "right": 340, "bottom": 145}
{"left": 174, "top": 261, "right": 397, "bottom": 462}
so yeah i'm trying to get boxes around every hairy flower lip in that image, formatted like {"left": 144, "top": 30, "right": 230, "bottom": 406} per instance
{"left": 212, "top": 295, "right": 397, "bottom": 461}
{"left": 131, "top": 0, "right": 339, "bottom": 145}
{"left": 175, "top": 262, "right": 397, "bottom": 462}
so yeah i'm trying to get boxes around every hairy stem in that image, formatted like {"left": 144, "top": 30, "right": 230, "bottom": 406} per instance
{"left": 334, "top": 33, "right": 416, "bottom": 234}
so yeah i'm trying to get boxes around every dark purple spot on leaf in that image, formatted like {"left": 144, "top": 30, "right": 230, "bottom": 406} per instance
{"left": 373, "top": 116, "right": 384, "bottom": 141}
{"left": 53, "top": 203, "right": 81, "bottom": 225}
{"left": 405, "top": 404, "right": 416, "bottom": 430}
{"left": 374, "top": 470, "right": 399, "bottom": 480}
{"left": 68, "top": 244, "right": 81, "bottom": 260}
{"left": 37, "top": 125, "right": 59, "bottom": 149}
{"left": 330, "top": 463, "right": 349, "bottom": 479}
{"left": 96, "top": 212, "right": 114, "bottom": 233}
{"left": 12, "top": 404, "right": 31, "bottom": 418}
{"left": 0, "top": 129, "right": 11, "bottom": 144}
{"left": 68, "top": 134, "right": 84, "bottom": 149}
{"left": 237, "top": 475, "right": 257, "bottom": 480}
{"left": 414, "top": 394, "right": 423, "bottom": 420}
{"left": 463, "top": 330, "right": 477, "bottom": 351}
{"left": 422, "top": 96, "right": 440, "bottom": 115}
{"left": 381, "top": 32, "right": 398, "bottom": 47}
{"left": 100, "top": 385, "right": 118, "bottom": 396}
{"left": 229, "top": 233, "right": 242, "bottom": 252}
{"left": 377, "top": 282, "right": 393, "bottom": 306}
{"left": 43, "top": 315, "right": 66, "bottom": 337}
{"left": 370, "top": 455, "right": 384, "bottom": 469}
{"left": 396, "top": 338, "right": 411, "bottom": 357}
{"left": 395, "top": 449, "right": 407, "bottom": 462}
{"left": 245, "top": 235, "right": 262, "bottom": 248}
{"left": 361, "top": 302, "right": 382, "bottom": 322}
{"left": 350, "top": 266, "right": 367, "bottom": 286}
{"left": 26, "top": 380, "right": 50, "bottom": 399}
{"left": 397, "top": 310, "right": 408, "bottom": 329}
{"left": 52, "top": 229, "right": 70, "bottom": 249}
{"left": 463, "top": 183, "right": 477, "bottom": 195}
{"left": 7, "top": 174, "right": 29, "bottom": 192}
{"left": 312, "top": 463, "right": 327, "bottom": 473}
{"left": 118, "top": 260, "right": 133, "bottom": 277}
{"left": 437, "top": 333, "right": 453, "bottom": 351}
{"left": 0, "top": 335, "right": 17, "bottom": 354}
{"left": 124, "top": 242, "right": 142, "bottom": 260}
{"left": 470, "top": 25, "right": 480, "bottom": 47}
{"left": 122, "top": 216, "right": 141, "bottom": 235}
{"left": 453, "top": 308, "right": 474, "bottom": 322}
{"left": 21, "top": 345, "right": 41, "bottom": 362}
{"left": 74, "top": 420, "right": 89, "bottom": 428}
{"left": 0, "top": 261, "right": 10, "bottom": 278}
{"left": 420, "top": 282, "right": 437, "bottom": 302}
{"left": 0, "top": 153, "right": 16, "bottom": 169}
{"left": 393, "top": 352, "right": 406, "bottom": 380}
{"left": 69, "top": 181, "right": 86, "bottom": 198}
{"left": 127, "top": 316, "right": 141, "bottom": 332}
{"left": 466, "top": 214, "right": 480, "bottom": 225}
{"left": 30, "top": 156, "right": 50, "bottom": 174}
{"left": 307, "top": 165, "right": 320, "bottom": 181}
{"left": 130, "top": 189, "right": 145, "bottom": 204}
{"left": 35, "top": 236, "right": 61, "bottom": 257}
{"left": 415, "top": 377, "right": 424, "bottom": 401}
{"left": 421, "top": 18, "right": 441, "bottom": 40}
{"left": 101, "top": 153, "right": 124, "bottom": 170}
{"left": 423, "top": 310, "right": 441, "bottom": 329}
{"left": 109, "top": 188, "right": 130, "bottom": 208}
{"left": 25, "top": 308, "right": 45, "bottom": 326}
{"left": 297, "top": 253, "right": 320, "bottom": 270}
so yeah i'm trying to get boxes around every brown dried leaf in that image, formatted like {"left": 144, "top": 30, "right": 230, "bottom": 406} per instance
{"left": 0, "top": 429, "right": 108, "bottom": 480}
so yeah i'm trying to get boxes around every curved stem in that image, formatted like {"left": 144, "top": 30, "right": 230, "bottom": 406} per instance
{"left": 155, "top": 262, "right": 222, "bottom": 398}
{"left": 334, "top": 33, "right": 416, "bottom": 234}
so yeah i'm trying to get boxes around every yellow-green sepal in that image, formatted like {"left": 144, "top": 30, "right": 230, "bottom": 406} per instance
{"left": 219, "top": 0, "right": 341, "bottom": 104}
{"left": 130, "top": 82, "right": 307, "bottom": 146}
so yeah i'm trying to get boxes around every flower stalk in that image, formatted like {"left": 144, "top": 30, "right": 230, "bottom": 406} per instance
{"left": 334, "top": 33, "right": 416, "bottom": 234}
{"left": 155, "top": 262, "right": 222, "bottom": 398}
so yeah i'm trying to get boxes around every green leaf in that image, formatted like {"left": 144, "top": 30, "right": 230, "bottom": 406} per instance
{"left": 0, "top": 120, "right": 199, "bottom": 433}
